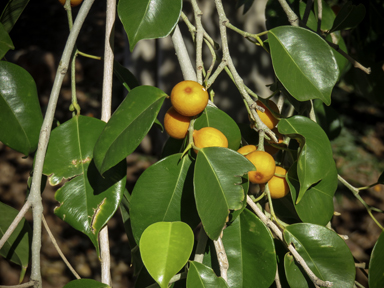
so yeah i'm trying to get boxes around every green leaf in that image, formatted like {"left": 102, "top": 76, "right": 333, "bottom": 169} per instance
{"left": 43, "top": 116, "right": 126, "bottom": 256}
{"left": 118, "top": 0, "right": 182, "bottom": 51}
{"left": 93, "top": 85, "right": 167, "bottom": 175}
{"left": 330, "top": 3, "right": 366, "bottom": 33}
{"left": 140, "top": 222, "right": 194, "bottom": 288}
{"left": 0, "top": 23, "right": 14, "bottom": 59}
{"left": 194, "top": 147, "right": 254, "bottom": 240}
{"left": 195, "top": 103, "right": 242, "bottom": 151}
{"left": 113, "top": 60, "right": 139, "bottom": 92}
{"left": 284, "top": 253, "right": 312, "bottom": 288}
{"left": 369, "top": 230, "right": 384, "bottom": 288}
{"left": 268, "top": 26, "right": 339, "bottom": 105}
{"left": 187, "top": 261, "right": 229, "bottom": 288}
{"left": 222, "top": 209, "right": 276, "bottom": 288}
{"left": 0, "top": 202, "right": 31, "bottom": 278}
{"left": 287, "top": 161, "right": 337, "bottom": 226}
{"left": 62, "top": 279, "right": 111, "bottom": 288}
{"left": 161, "top": 137, "right": 185, "bottom": 159}
{"left": 314, "top": 0, "right": 336, "bottom": 31}
{"left": 0, "top": 61, "right": 43, "bottom": 156}
{"left": 278, "top": 116, "right": 335, "bottom": 203}
{"left": 0, "top": 0, "right": 29, "bottom": 33}
{"left": 130, "top": 154, "right": 199, "bottom": 244}
{"left": 284, "top": 223, "right": 355, "bottom": 288}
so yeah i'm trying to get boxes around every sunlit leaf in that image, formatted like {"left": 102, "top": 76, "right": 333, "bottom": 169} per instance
{"left": 187, "top": 261, "right": 229, "bottom": 288}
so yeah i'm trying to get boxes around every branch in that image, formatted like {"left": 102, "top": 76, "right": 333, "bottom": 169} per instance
{"left": 0, "top": 202, "right": 30, "bottom": 250}
{"left": 213, "top": 234, "right": 229, "bottom": 281}
{"left": 0, "top": 281, "right": 38, "bottom": 288}
{"left": 191, "top": 0, "right": 204, "bottom": 84}
{"left": 326, "top": 40, "right": 371, "bottom": 74}
{"left": 26, "top": 1, "right": 96, "bottom": 286}
{"left": 42, "top": 215, "right": 81, "bottom": 279}
{"left": 302, "top": 0, "right": 313, "bottom": 26}
{"left": 171, "top": 24, "right": 197, "bottom": 81}
{"left": 213, "top": 0, "right": 277, "bottom": 143}
{"left": 316, "top": 0, "right": 322, "bottom": 34}
{"left": 246, "top": 196, "right": 333, "bottom": 287}
{"left": 193, "top": 227, "right": 208, "bottom": 263}
{"left": 99, "top": 0, "right": 116, "bottom": 285}
{"left": 277, "top": 0, "right": 299, "bottom": 26}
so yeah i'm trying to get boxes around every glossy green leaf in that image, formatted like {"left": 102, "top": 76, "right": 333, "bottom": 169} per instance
{"left": 369, "top": 230, "right": 384, "bottom": 288}
{"left": 62, "top": 279, "right": 111, "bottom": 288}
{"left": 130, "top": 153, "right": 199, "bottom": 244}
{"left": 330, "top": 3, "right": 366, "bottom": 33}
{"left": 194, "top": 147, "right": 254, "bottom": 240}
{"left": 0, "top": 61, "right": 43, "bottom": 155}
{"left": 0, "top": 202, "right": 31, "bottom": 278}
{"left": 0, "top": 0, "right": 29, "bottom": 33}
{"left": 43, "top": 116, "right": 126, "bottom": 256}
{"left": 284, "top": 253, "right": 311, "bottom": 288}
{"left": 140, "top": 222, "right": 194, "bottom": 288}
{"left": 113, "top": 60, "right": 139, "bottom": 92}
{"left": 284, "top": 223, "right": 355, "bottom": 288}
{"left": 223, "top": 209, "right": 276, "bottom": 288}
{"left": 93, "top": 85, "right": 167, "bottom": 175}
{"left": 313, "top": 99, "right": 342, "bottom": 141}
{"left": 278, "top": 116, "right": 335, "bottom": 203}
{"left": 195, "top": 103, "right": 242, "bottom": 150}
{"left": 118, "top": 0, "right": 182, "bottom": 51}
{"left": 269, "top": 26, "right": 339, "bottom": 105}
{"left": 314, "top": 0, "right": 336, "bottom": 31}
{"left": 187, "top": 261, "right": 229, "bottom": 288}
{"left": 286, "top": 161, "right": 337, "bottom": 226}
{"left": 0, "top": 23, "right": 14, "bottom": 59}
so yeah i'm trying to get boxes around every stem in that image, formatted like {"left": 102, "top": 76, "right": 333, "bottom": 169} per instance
{"left": 277, "top": 0, "right": 299, "bottom": 26}
{"left": 213, "top": 0, "right": 277, "bottom": 143}
{"left": 0, "top": 281, "right": 38, "bottom": 288}
{"left": 246, "top": 196, "right": 333, "bottom": 287}
{"left": 171, "top": 25, "right": 197, "bottom": 81}
{"left": 338, "top": 175, "right": 384, "bottom": 230}
{"left": 274, "top": 264, "right": 282, "bottom": 288}
{"left": 0, "top": 202, "right": 31, "bottom": 250}
{"left": 326, "top": 40, "right": 371, "bottom": 74}
{"left": 42, "top": 215, "right": 81, "bottom": 279}
{"left": 316, "top": 0, "right": 322, "bottom": 34}
{"left": 302, "top": 0, "right": 313, "bottom": 25}
{"left": 191, "top": 0, "right": 204, "bottom": 84}
{"left": 99, "top": 0, "right": 116, "bottom": 285}
{"left": 26, "top": 1, "right": 95, "bottom": 286}
{"left": 194, "top": 227, "right": 208, "bottom": 263}
{"left": 214, "top": 234, "right": 229, "bottom": 281}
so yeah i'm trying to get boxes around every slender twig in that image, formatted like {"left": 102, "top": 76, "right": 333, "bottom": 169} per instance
{"left": 171, "top": 25, "right": 197, "bottom": 81}
{"left": 275, "top": 265, "right": 282, "bottom": 288}
{"left": 316, "top": 0, "right": 322, "bottom": 34}
{"left": 246, "top": 196, "right": 333, "bottom": 287}
{"left": 0, "top": 202, "right": 31, "bottom": 250}
{"left": 191, "top": 0, "right": 204, "bottom": 84}
{"left": 338, "top": 175, "right": 384, "bottom": 230}
{"left": 203, "top": 38, "right": 217, "bottom": 83}
{"left": 193, "top": 227, "right": 208, "bottom": 263}
{"left": 206, "top": 60, "right": 226, "bottom": 88}
{"left": 0, "top": 281, "right": 38, "bottom": 288}
{"left": 213, "top": 234, "right": 229, "bottom": 281}
{"left": 302, "top": 0, "right": 314, "bottom": 25}
{"left": 326, "top": 40, "right": 371, "bottom": 74}
{"left": 42, "top": 215, "right": 81, "bottom": 279}
{"left": 277, "top": 0, "right": 299, "bottom": 26}
{"left": 213, "top": 0, "right": 277, "bottom": 143}
{"left": 99, "top": 0, "right": 116, "bottom": 286}
{"left": 26, "top": 2, "right": 95, "bottom": 287}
